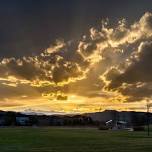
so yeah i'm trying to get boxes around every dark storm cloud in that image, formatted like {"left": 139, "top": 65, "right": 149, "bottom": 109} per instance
{"left": 108, "top": 41, "right": 152, "bottom": 87}
{"left": 0, "top": 57, "right": 45, "bottom": 80}
{"left": 52, "top": 61, "right": 83, "bottom": 83}
{"left": 0, "top": 80, "right": 41, "bottom": 99}
{"left": 0, "top": 39, "right": 87, "bottom": 86}
{"left": 0, "top": 0, "right": 152, "bottom": 58}
{"left": 107, "top": 41, "right": 152, "bottom": 101}
{"left": 0, "top": 2, "right": 152, "bottom": 104}
{"left": 78, "top": 41, "right": 97, "bottom": 56}
{"left": 119, "top": 83, "right": 152, "bottom": 102}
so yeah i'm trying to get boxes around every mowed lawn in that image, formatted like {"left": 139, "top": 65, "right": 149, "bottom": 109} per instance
{"left": 0, "top": 127, "right": 151, "bottom": 152}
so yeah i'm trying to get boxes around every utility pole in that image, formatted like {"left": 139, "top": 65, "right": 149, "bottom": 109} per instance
{"left": 146, "top": 99, "right": 150, "bottom": 136}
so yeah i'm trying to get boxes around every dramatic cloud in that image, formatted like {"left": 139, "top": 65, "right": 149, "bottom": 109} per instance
{"left": 0, "top": 12, "right": 152, "bottom": 113}
{"left": 107, "top": 41, "right": 152, "bottom": 101}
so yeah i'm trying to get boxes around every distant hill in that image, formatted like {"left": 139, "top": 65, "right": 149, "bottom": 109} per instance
{"left": 86, "top": 110, "right": 152, "bottom": 126}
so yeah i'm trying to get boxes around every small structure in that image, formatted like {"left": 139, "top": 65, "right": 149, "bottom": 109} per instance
{"left": 105, "top": 120, "right": 113, "bottom": 129}
{"left": 106, "top": 120, "right": 129, "bottom": 130}
{"left": 16, "top": 117, "right": 30, "bottom": 126}
{"left": 113, "top": 121, "right": 127, "bottom": 130}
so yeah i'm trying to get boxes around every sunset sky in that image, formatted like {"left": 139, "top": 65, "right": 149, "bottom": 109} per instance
{"left": 0, "top": 0, "right": 152, "bottom": 114}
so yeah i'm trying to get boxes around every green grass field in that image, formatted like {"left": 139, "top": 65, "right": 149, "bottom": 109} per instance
{"left": 0, "top": 127, "right": 151, "bottom": 152}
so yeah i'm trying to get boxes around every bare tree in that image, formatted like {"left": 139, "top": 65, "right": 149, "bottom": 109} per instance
{"left": 146, "top": 99, "right": 151, "bottom": 136}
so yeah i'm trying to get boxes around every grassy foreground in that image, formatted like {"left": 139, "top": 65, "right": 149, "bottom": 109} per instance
{"left": 0, "top": 127, "right": 151, "bottom": 152}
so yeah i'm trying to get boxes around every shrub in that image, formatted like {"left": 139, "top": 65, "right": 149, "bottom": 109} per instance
{"left": 98, "top": 125, "right": 108, "bottom": 130}
{"left": 133, "top": 126, "right": 145, "bottom": 131}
